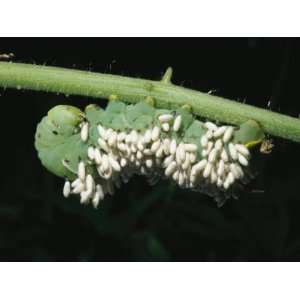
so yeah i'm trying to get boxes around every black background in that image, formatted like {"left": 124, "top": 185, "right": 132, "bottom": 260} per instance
{"left": 0, "top": 38, "right": 300, "bottom": 261}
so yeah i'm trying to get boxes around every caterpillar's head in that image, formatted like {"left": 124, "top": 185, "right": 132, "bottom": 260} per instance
{"left": 35, "top": 105, "right": 86, "bottom": 179}
{"left": 47, "top": 105, "right": 84, "bottom": 132}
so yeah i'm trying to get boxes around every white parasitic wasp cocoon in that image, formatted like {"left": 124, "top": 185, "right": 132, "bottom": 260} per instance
{"left": 173, "top": 115, "right": 182, "bottom": 132}
{"left": 80, "top": 122, "right": 89, "bottom": 142}
{"left": 63, "top": 180, "right": 71, "bottom": 198}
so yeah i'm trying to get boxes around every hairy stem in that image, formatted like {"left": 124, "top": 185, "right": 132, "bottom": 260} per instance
{"left": 0, "top": 62, "right": 300, "bottom": 143}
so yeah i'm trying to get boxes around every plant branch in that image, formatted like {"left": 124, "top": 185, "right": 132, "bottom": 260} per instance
{"left": 0, "top": 62, "right": 300, "bottom": 143}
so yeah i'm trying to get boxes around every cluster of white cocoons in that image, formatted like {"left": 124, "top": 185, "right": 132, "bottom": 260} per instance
{"left": 198, "top": 122, "right": 250, "bottom": 191}
{"left": 62, "top": 112, "right": 251, "bottom": 208}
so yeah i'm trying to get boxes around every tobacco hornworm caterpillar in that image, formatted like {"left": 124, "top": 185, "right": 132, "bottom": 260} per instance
{"left": 35, "top": 101, "right": 265, "bottom": 208}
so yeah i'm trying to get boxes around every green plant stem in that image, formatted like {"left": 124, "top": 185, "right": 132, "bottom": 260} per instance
{"left": 0, "top": 62, "right": 300, "bottom": 143}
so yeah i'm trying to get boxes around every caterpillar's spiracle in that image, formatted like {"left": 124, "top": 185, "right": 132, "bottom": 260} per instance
{"left": 35, "top": 101, "right": 265, "bottom": 208}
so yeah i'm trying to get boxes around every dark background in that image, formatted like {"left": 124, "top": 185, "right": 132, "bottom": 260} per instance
{"left": 0, "top": 38, "right": 300, "bottom": 261}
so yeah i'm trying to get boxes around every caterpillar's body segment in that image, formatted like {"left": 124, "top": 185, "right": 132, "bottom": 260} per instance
{"left": 35, "top": 101, "right": 265, "bottom": 207}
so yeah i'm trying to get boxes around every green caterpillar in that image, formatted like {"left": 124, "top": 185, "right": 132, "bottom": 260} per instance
{"left": 35, "top": 101, "right": 265, "bottom": 207}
